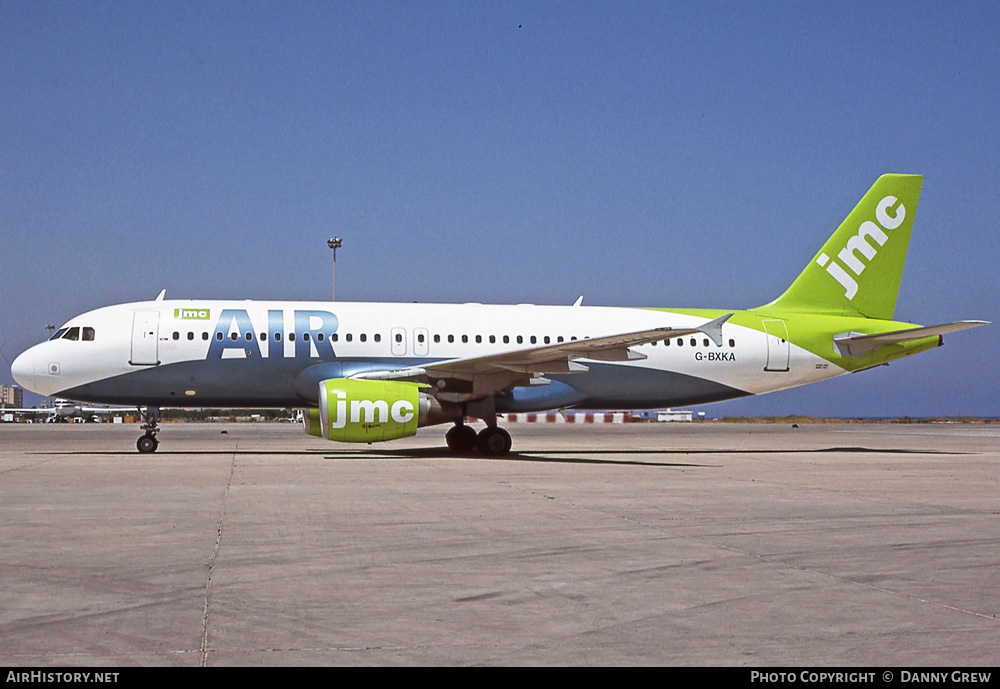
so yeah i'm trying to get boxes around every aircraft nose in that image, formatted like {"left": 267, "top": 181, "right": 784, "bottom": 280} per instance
{"left": 11, "top": 347, "right": 38, "bottom": 393}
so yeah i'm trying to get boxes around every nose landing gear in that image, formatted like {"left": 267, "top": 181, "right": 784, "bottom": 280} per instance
{"left": 136, "top": 406, "right": 161, "bottom": 454}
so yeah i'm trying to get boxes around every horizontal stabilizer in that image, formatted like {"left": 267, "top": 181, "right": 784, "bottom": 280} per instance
{"left": 833, "top": 320, "right": 989, "bottom": 358}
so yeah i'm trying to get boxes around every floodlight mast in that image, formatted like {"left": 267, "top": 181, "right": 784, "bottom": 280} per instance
{"left": 327, "top": 238, "right": 342, "bottom": 301}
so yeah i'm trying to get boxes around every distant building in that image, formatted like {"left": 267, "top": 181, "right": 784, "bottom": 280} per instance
{"left": 1, "top": 385, "right": 23, "bottom": 408}
{"left": 656, "top": 409, "right": 694, "bottom": 422}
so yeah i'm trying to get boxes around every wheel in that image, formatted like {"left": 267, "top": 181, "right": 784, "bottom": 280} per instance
{"left": 445, "top": 424, "right": 478, "bottom": 453}
{"left": 136, "top": 434, "right": 159, "bottom": 454}
{"left": 476, "top": 427, "right": 512, "bottom": 456}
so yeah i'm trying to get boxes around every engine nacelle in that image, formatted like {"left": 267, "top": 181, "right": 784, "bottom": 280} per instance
{"left": 302, "top": 408, "right": 322, "bottom": 437}
{"left": 302, "top": 378, "right": 460, "bottom": 443}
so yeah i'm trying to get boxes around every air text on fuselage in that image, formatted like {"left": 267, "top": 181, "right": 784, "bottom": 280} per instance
{"left": 206, "top": 309, "right": 339, "bottom": 359}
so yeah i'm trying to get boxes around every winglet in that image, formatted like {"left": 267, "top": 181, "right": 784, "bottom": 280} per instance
{"left": 697, "top": 313, "right": 733, "bottom": 347}
{"left": 572, "top": 296, "right": 583, "bottom": 307}
{"left": 155, "top": 289, "right": 166, "bottom": 302}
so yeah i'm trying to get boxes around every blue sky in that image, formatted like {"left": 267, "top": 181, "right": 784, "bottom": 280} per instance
{"left": 2, "top": 1, "right": 997, "bottom": 416}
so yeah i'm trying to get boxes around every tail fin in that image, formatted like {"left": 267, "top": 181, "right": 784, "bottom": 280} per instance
{"left": 765, "top": 174, "right": 923, "bottom": 320}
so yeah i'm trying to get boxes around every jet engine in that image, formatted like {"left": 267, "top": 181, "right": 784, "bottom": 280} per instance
{"left": 302, "top": 378, "right": 459, "bottom": 443}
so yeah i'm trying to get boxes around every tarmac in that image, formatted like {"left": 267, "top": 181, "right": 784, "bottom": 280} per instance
{"left": 1, "top": 420, "right": 998, "bottom": 666}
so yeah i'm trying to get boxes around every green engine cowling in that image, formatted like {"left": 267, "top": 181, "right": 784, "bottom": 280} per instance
{"left": 302, "top": 408, "right": 323, "bottom": 437}
{"left": 302, "top": 378, "right": 459, "bottom": 443}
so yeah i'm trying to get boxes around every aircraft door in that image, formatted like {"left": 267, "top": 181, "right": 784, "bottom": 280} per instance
{"left": 130, "top": 310, "right": 160, "bottom": 366}
{"left": 762, "top": 319, "right": 790, "bottom": 372}
{"left": 413, "top": 328, "right": 429, "bottom": 357}
{"left": 390, "top": 327, "right": 407, "bottom": 356}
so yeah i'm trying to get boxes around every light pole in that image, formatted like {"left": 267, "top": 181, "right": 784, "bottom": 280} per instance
{"left": 327, "top": 237, "right": 342, "bottom": 301}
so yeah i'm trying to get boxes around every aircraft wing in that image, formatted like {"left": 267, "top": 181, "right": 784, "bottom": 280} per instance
{"left": 353, "top": 313, "right": 732, "bottom": 396}
{"left": 833, "top": 320, "right": 989, "bottom": 358}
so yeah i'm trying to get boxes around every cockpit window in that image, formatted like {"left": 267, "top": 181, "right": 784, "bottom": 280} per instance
{"left": 82, "top": 327, "right": 95, "bottom": 341}
{"left": 49, "top": 328, "right": 68, "bottom": 341}
{"left": 62, "top": 327, "right": 80, "bottom": 341}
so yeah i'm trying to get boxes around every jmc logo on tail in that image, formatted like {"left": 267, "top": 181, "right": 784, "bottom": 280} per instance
{"left": 815, "top": 195, "right": 906, "bottom": 299}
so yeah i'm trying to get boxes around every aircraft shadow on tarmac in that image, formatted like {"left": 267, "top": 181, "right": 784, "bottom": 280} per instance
{"left": 32, "top": 446, "right": 968, "bottom": 470}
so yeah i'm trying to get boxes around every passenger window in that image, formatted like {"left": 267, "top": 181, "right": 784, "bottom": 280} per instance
{"left": 289, "top": 333, "right": 295, "bottom": 341}
{"left": 544, "top": 336, "right": 550, "bottom": 344}
{"left": 434, "top": 334, "right": 440, "bottom": 343}
{"left": 188, "top": 332, "right": 195, "bottom": 341}
{"left": 360, "top": 334, "right": 367, "bottom": 342}
{"left": 331, "top": 334, "right": 338, "bottom": 342}
{"left": 703, "top": 338, "right": 709, "bottom": 347}
{"left": 417, "top": 333, "right": 425, "bottom": 343}
{"left": 216, "top": 332, "right": 224, "bottom": 341}
{"left": 690, "top": 338, "right": 696, "bottom": 346}
{"left": 245, "top": 332, "right": 253, "bottom": 341}
{"left": 317, "top": 333, "right": 324, "bottom": 342}
{"left": 677, "top": 339, "right": 683, "bottom": 346}
{"left": 230, "top": 333, "right": 238, "bottom": 341}
{"left": 275, "top": 333, "right": 282, "bottom": 341}
{"left": 462, "top": 335, "right": 468, "bottom": 343}
{"left": 448, "top": 334, "right": 454, "bottom": 343}
{"left": 346, "top": 334, "right": 353, "bottom": 342}
{"left": 172, "top": 332, "right": 179, "bottom": 340}
{"left": 259, "top": 332, "right": 265, "bottom": 341}
{"left": 83, "top": 327, "right": 96, "bottom": 341}
{"left": 489, "top": 335, "right": 496, "bottom": 344}
{"left": 475, "top": 335, "right": 481, "bottom": 343}
{"left": 557, "top": 336, "right": 564, "bottom": 343}
{"left": 202, "top": 332, "right": 209, "bottom": 341}
{"left": 503, "top": 335, "right": 509, "bottom": 344}
{"left": 729, "top": 339, "right": 735, "bottom": 347}
{"left": 530, "top": 336, "right": 537, "bottom": 344}
{"left": 664, "top": 339, "right": 670, "bottom": 346}
{"left": 516, "top": 335, "right": 523, "bottom": 344}
{"left": 374, "top": 334, "right": 381, "bottom": 343}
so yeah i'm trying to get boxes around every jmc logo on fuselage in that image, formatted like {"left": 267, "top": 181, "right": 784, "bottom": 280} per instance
{"left": 206, "top": 309, "right": 339, "bottom": 359}
{"left": 174, "top": 308, "right": 211, "bottom": 320}
{"left": 815, "top": 195, "right": 905, "bottom": 300}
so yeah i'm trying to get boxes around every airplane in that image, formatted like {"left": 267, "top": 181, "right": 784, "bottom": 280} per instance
{"left": 10, "top": 174, "right": 988, "bottom": 455}
{"left": 0, "top": 398, "right": 131, "bottom": 422}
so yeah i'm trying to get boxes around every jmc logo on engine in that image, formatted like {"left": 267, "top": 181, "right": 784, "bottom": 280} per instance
{"left": 318, "top": 378, "right": 422, "bottom": 443}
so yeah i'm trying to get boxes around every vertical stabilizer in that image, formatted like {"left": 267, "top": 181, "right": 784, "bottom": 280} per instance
{"left": 765, "top": 174, "right": 923, "bottom": 320}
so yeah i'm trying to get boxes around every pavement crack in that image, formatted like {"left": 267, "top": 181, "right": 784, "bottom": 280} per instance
{"left": 201, "top": 441, "right": 238, "bottom": 667}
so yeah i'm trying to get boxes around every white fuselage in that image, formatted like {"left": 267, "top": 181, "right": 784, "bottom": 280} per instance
{"left": 12, "top": 299, "right": 842, "bottom": 411}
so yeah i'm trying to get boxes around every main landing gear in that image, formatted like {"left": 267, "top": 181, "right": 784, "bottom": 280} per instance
{"left": 444, "top": 399, "right": 513, "bottom": 457}
{"left": 445, "top": 422, "right": 512, "bottom": 456}
{"left": 136, "top": 406, "right": 161, "bottom": 454}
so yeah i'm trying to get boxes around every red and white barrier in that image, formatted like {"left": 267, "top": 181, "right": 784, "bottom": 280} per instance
{"left": 502, "top": 412, "right": 633, "bottom": 424}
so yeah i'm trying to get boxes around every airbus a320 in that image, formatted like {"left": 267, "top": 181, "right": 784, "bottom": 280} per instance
{"left": 12, "top": 175, "right": 987, "bottom": 455}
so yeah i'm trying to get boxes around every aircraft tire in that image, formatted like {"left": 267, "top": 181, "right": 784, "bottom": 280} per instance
{"left": 136, "top": 434, "right": 159, "bottom": 454}
{"left": 476, "top": 427, "right": 512, "bottom": 457}
{"left": 446, "top": 424, "right": 477, "bottom": 453}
